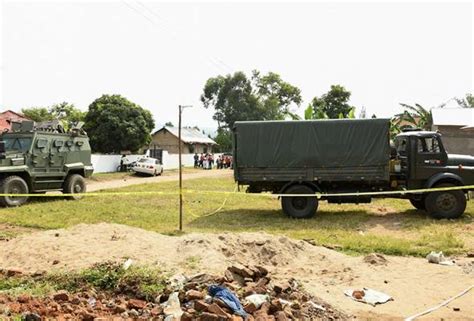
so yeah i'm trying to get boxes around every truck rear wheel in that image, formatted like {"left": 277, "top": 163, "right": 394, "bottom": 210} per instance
{"left": 409, "top": 197, "right": 425, "bottom": 210}
{"left": 281, "top": 185, "right": 318, "bottom": 219}
{"left": 63, "top": 174, "right": 87, "bottom": 200}
{"left": 425, "top": 184, "right": 466, "bottom": 219}
{"left": 0, "top": 176, "right": 29, "bottom": 207}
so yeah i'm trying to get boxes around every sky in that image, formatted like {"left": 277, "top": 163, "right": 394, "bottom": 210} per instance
{"left": 0, "top": 0, "right": 473, "bottom": 132}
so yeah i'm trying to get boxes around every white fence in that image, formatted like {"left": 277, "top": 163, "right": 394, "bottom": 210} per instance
{"left": 91, "top": 151, "right": 197, "bottom": 173}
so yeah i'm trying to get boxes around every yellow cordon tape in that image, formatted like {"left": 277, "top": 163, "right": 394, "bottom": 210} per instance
{"left": 0, "top": 184, "right": 472, "bottom": 198}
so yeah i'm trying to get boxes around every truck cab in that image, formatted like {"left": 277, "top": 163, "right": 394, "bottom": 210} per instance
{"left": 392, "top": 130, "right": 474, "bottom": 218}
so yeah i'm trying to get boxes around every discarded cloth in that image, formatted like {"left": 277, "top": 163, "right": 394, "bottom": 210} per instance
{"left": 426, "top": 251, "right": 455, "bottom": 266}
{"left": 208, "top": 284, "right": 247, "bottom": 317}
{"left": 344, "top": 288, "right": 393, "bottom": 306}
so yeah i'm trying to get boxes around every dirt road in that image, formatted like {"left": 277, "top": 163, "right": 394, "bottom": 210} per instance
{"left": 87, "top": 170, "right": 233, "bottom": 192}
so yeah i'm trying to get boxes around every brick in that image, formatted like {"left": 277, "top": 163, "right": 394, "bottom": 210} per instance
{"left": 194, "top": 300, "right": 209, "bottom": 312}
{"left": 53, "top": 291, "right": 70, "bottom": 302}
{"left": 207, "top": 303, "right": 231, "bottom": 318}
{"left": 128, "top": 298, "right": 147, "bottom": 310}
{"left": 186, "top": 289, "right": 205, "bottom": 300}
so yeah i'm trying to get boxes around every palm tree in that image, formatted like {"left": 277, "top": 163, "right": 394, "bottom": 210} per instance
{"left": 398, "top": 103, "right": 433, "bottom": 130}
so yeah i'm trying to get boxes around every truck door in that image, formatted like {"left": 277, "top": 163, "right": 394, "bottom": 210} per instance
{"left": 49, "top": 139, "right": 66, "bottom": 173}
{"left": 414, "top": 136, "right": 446, "bottom": 180}
{"left": 32, "top": 137, "right": 50, "bottom": 173}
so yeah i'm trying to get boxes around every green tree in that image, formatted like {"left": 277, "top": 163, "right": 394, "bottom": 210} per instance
{"left": 84, "top": 95, "right": 155, "bottom": 153}
{"left": 21, "top": 107, "right": 54, "bottom": 122}
{"left": 399, "top": 103, "right": 433, "bottom": 130}
{"left": 164, "top": 122, "right": 174, "bottom": 127}
{"left": 456, "top": 93, "right": 474, "bottom": 108}
{"left": 201, "top": 70, "right": 302, "bottom": 129}
{"left": 307, "top": 85, "right": 356, "bottom": 119}
{"left": 22, "top": 102, "right": 86, "bottom": 126}
{"left": 212, "top": 129, "right": 232, "bottom": 153}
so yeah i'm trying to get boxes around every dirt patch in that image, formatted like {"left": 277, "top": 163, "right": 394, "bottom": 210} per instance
{"left": 363, "top": 253, "right": 388, "bottom": 266}
{"left": 0, "top": 224, "right": 39, "bottom": 241}
{"left": 1, "top": 223, "right": 473, "bottom": 320}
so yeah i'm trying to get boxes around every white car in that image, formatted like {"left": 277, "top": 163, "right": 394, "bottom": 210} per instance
{"left": 133, "top": 157, "right": 163, "bottom": 176}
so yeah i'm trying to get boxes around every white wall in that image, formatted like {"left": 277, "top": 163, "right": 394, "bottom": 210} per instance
{"left": 91, "top": 154, "right": 145, "bottom": 173}
{"left": 91, "top": 151, "right": 198, "bottom": 173}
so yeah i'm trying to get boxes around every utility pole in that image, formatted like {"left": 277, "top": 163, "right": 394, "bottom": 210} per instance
{"left": 178, "top": 105, "right": 192, "bottom": 231}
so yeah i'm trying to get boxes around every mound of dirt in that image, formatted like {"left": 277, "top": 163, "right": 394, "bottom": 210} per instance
{"left": 0, "top": 223, "right": 318, "bottom": 275}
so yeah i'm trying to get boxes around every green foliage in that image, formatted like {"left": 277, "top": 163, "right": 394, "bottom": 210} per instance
{"left": 164, "top": 121, "right": 174, "bottom": 127}
{"left": 21, "top": 107, "right": 53, "bottom": 122}
{"left": 399, "top": 103, "right": 433, "bottom": 130}
{"left": 307, "top": 85, "right": 356, "bottom": 119}
{"left": 21, "top": 102, "right": 86, "bottom": 128}
{"left": 0, "top": 262, "right": 166, "bottom": 300}
{"left": 201, "top": 70, "right": 302, "bottom": 129}
{"left": 456, "top": 93, "right": 474, "bottom": 108}
{"left": 84, "top": 95, "right": 155, "bottom": 153}
{"left": 213, "top": 128, "right": 232, "bottom": 152}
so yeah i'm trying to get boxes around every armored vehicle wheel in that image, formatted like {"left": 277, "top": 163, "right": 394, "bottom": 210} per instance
{"left": 409, "top": 197, "right": 425, "bottom": 210}
{"left": 281, "top": 184, "right": 318, "bottom": 219}
{"left": 425, "top": 184, "right": 466, "bottom": 219}
{"left": 0, "top": 176, "right": 29, "bottom": 207}
{"left": 63, "top": 174, "right": 87, "bottom": 200}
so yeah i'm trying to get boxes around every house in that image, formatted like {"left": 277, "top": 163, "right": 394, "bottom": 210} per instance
{"left": 0, "top": 110, "right": 30, "bottom": 132}
{"left": 431, "top": 108, "right": 474, "bottom": 155}
{"left": 149, "top": 126, "right": 217, "bottom": 154}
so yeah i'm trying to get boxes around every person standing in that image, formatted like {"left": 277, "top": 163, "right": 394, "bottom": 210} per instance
{"left": 193, "top": 153, "right": 199, "bottom": 168}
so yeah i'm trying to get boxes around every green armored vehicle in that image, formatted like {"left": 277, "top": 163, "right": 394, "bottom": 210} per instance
{"left": 0, "top": 121, "right": 93, "bottom": 207}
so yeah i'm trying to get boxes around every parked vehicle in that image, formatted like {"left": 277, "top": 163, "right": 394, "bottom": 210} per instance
{"left": 0, "top": 121, "right": 93, "bottom": 207}
{"left": 233, "top": 119, "right": 474, "bottom": 219}
{"left": 133, "top": 157, "right": 163, "bottom": 176}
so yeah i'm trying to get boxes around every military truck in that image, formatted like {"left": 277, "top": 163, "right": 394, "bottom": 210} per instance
{"left": 233, "top": 119, "right": 474, "bottom": 219}
{"left": 0, "top": 121, "right": 93, "bottom": 207}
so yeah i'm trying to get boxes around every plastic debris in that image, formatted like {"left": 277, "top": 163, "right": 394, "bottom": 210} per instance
{"left": 244, "top": 294, "right": 269, "bottom": 309}
{"left": 162, "top": 292, "right": 183, "bottom": 320}
{"left": 122, "top": 258, "right": 133, "bottom": 270}
{"left": 344, "top": 288, "right": 393, "bottom": 306}
{"left": 426, "top": 251, "right": 455, "bottom": 266}
{"left": 208, "top": 284, "right": 247, "bottom": 317}
{"left": 307, "top": 301, "right": 326, "bottom": 311}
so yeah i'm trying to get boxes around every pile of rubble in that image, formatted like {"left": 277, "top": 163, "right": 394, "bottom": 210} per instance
{"left": 0, "top": 264, "right": 348, "bottom": 320}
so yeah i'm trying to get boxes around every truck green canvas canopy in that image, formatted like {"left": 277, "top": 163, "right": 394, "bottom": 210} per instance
{"left": 233, "top": 118, "right": 391, "bottom": 169}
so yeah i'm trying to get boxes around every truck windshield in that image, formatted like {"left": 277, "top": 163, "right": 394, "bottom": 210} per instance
{"left": 3, "top": 137, "right": 33, "bottom": 153}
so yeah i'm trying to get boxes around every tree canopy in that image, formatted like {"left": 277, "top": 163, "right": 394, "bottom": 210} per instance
{"left": 306, "top": 85, "right": 356, "bottom": 119}
{"left": 21, "top": 102, "right": 86, "bottom": 126}
{"left": 83, "top": 95, "right": 155, "bottom": 153}
{"left": 201, "top": 70, "right": 302, "bottom": 129}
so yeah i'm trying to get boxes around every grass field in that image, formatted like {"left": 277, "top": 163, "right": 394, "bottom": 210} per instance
{"left": 0, "top": 175, "right": 473, "bottom": 257}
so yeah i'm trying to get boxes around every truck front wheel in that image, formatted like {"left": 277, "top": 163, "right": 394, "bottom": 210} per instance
{"left": 0, "top": 176, "right": 29, "bottom": 207}
{"left": 63, "top": 174, "right": 87, "bottom": 200}
{"left": 425, "top": 184, "right": 466, "bottom": 219}
{"left": 281, "top": 185, "right": 318, "bottom": 219}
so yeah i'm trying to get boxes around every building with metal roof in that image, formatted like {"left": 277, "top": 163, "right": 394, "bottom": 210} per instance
{"left": 149, "top": 126, "right": 216, "bottom": 154}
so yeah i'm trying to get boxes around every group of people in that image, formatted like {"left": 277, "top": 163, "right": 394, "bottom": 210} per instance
{"left": 194, "top": 153, "right": 232, "bottom": 170}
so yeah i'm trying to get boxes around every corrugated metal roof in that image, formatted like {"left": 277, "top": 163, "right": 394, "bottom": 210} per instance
{"left": 432, "top": 108, "right": 474, "bottom": 126}
{"left": 156, "top": 126, "right": 216, "bottom": 144}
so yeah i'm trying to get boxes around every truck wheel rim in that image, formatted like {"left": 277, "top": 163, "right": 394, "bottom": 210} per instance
{"left": 292, "top": 197, "right": 307, "bottom": 210}
{"left": 436, "top": 193, "right": 456, "bottom": 211}
{"left": 73, "top": 184, "right": 83, "bottom": 193}
{"left": 9, "top": 183, "right": 24, "bottom": 200}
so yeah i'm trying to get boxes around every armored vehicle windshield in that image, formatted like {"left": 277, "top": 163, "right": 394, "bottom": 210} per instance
{"left": 2, "top": 134, "right": 33, "bottom": 153}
